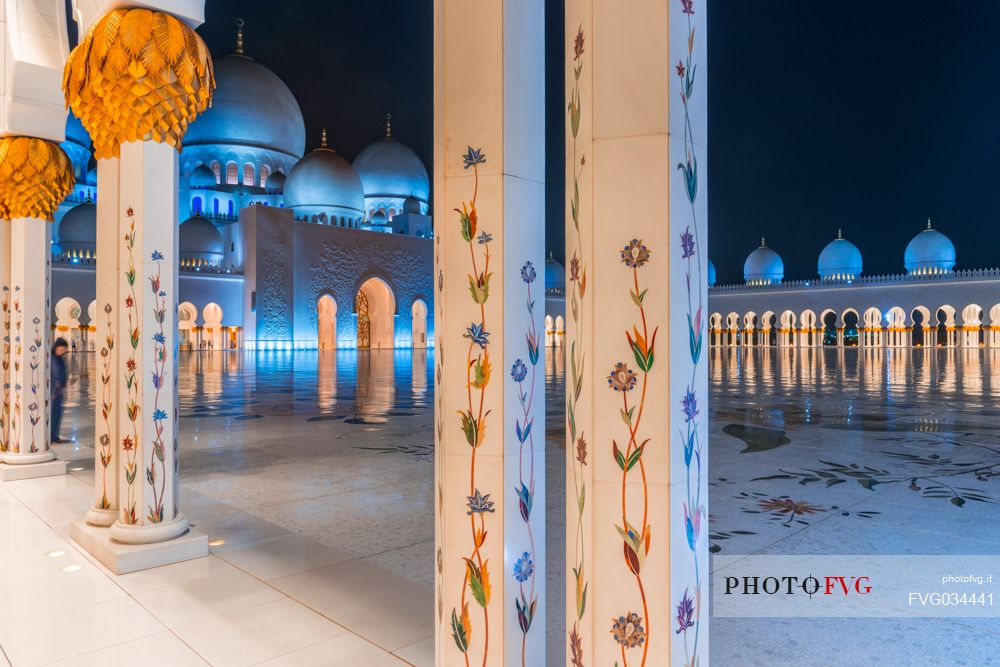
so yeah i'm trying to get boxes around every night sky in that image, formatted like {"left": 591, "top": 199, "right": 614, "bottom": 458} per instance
{"left": 69, "top": 2, "right": 1000, "bottom": 283}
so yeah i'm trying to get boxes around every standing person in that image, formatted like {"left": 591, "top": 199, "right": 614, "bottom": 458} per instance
{"left": 50, "top": 338, "right": 71, "bottom": 444}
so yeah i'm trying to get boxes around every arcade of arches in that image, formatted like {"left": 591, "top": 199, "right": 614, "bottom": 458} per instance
{"left": 710, "top": 303, "right": 1000, "bottom": 348}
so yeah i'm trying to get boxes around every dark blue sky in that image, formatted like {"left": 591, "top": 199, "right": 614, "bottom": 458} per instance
{"left": 72, "top": 1, "right": 1000, "bottom": 284}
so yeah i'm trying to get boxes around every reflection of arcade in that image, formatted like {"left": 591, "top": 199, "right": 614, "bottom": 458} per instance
{"left": 354, "top": 349, "right": 395, "bottom": 419}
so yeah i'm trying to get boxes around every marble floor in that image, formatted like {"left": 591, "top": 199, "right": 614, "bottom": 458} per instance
{"left": 5, "top": 346, "right": 1000, "bottom": 665}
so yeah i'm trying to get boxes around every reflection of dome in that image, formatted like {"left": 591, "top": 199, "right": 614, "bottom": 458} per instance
{"left": 58, "top": 204, "right": 96, "bottom": 253}
{"left": 818, "top": 230, "right": 863, "bottom": 280}
{"left": 371, "top": 210, "right": 387, "bottom": 226}
{"left": 184, "top": 54, "right": 305, "bottom": 159}
{"left": 744, "top": 238, "right": 784, "bottom": 285}
{"left": 189, "top": 165, "right": 216, "bottom": 188}
{"left": 707, "top": 259, "right": 717, "bottom": 287}
{"left": 179, "top": 215, "right": 225, "bottom": 262}
{"left": 353, "top": 122, "right": 430, "bottom": 207}
{"left": 545, "top": 253, "right": 565, "bottom": 291}
{"left": 905, "top": 220, "right": 955, "bottom": 275}
{"left": 284, "top": 132, "right": 365, "bottom": 219}
{"left": 65, "top": 113, "right": 90, "bottom": 150}
{"left": 266, "top": 171, "right": 286, "bottom": 192}
{"left": 403, "top": 195, "right": 421, "bottom": 215}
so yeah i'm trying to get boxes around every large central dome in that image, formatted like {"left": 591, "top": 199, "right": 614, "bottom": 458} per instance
{"left": 184, "top": 54, "right": 305, "bottom": 159}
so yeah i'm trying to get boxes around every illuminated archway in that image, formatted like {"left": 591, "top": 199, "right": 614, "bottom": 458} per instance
{"left": 356, "top": 277, "right": 396, "bottom": 349}
{"left": 318, "top": 294, "right": 338, "bottom": 350}
{"left": 411, "top": 299, "right": 428, "bottom": 348}
{"left": 178, "top": 301, "right": 198, "bottom": 350}
{"left": 54, "top": 297, "right": 83, "bottom": 350}
{"left": 203, "top": 303, "right": 223, "bottom": 350}
{"left": 960, "top": 304, "right": 984, "bottom": 348}
{"left": 911, "top": 306, "right": 932, "bottom": 347}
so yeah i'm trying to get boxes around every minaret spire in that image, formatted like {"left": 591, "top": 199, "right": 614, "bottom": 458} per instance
{"left": 235, "top": 18, "right": 245, "bottom": 56}
{"left": 385, "top": 113, "right": 392, "bottom": 138}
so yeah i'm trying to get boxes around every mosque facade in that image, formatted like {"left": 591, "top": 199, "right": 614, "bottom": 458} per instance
{"left": 49, "top": 28, "right": 433, "bottom": 351}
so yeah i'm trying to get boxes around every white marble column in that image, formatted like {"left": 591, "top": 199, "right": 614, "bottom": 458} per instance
{"left": 111, "top": 140, "right": 185, "bottom": 543}
{"left": 86, "top": 158, "right": 120, "bottom": 526}
{"left": 0, "top": 221, "right": 10, "bottom": 455}
{"left": 565, "top": 1, "right": 709, "bottom": 665}
{"left": 433, "top": 0, "right": 545, "bottom": 664}
{"left": 5, "top": 218, "right": 54, "bottom": 464}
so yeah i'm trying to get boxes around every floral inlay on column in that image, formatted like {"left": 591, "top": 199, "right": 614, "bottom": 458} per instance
{"left": 567, "top": 24, "right": 589, "bottom": 667}
{"left": 27, "top": 317, "right": 43, "bottom": 452}
{"left": 97, "top": 303, "right": 114, "bottom": 509}
{"left": 450, "top": 146, "right": 495, "bottom": 664}
{"left": 146, "top": 249, "right": 168, "bottom": 523}
{"left": 1, "top": 286, "right": 10, "bottom": 453}
{"left": 511, "top": 259, "right": 540, "bottom": 665}
{"left": 674, "top": 0, "right": 706, "bottom": 664}
{"left": 10, "top": 286, "right": 21, "bottom": 454}
{"left": 609, "top": 239, "right": 658, "bottom": 667}
{"left": 122, "top": 207, "right": 140, "bottom": 524}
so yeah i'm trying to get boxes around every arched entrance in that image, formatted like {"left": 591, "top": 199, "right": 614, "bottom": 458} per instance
{"left": 178, "top": 302, "right": 198, "bottom": 350}
{"left": 355, "top": 277, "right": 396, "bottom": 349}
{"left": 203, "top": 303, "right": 223, "bottom": 350}
{"left": 318, "top": 294, "right": 338, "bottom": 350}
{"left": 411, "top": 299, "right": 428, "bottom": 348}
{"left": 842, "top": 309, "right": 860, "bottom": 347}
{"left": 54, "top": 297, "right": 82, "bottom": 350}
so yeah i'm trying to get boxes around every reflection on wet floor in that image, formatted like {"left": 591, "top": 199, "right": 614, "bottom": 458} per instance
{"left": 58, "top": 345, "right": 1000, "bottom": 665}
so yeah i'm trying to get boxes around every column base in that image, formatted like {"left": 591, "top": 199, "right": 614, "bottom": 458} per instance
{"left": 70, "top": 518, "right": 207, "bottom": 575}
{"left": 3, "top": 450, "right": 56, "bottom": 465}
{"left": 110, "top": 513, "right": 191, "bottom": 545}
{"left": 0, "top": 458, "right": 67, "bottom": 481}
{"left": 84, "top": 507, "right": 118, "bottom": 527}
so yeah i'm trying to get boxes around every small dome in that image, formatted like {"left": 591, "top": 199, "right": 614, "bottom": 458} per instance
{"left": 403, "top": 195, "right": 421, "bottom": 215}
{"left": 371, "top": 210, "right": 388, "bottom": 226}
{"left": 58, "top": 204, "right": 96, "bottom": 253}
{"left": 64, "top": 113, "right": 91, "bottom": 150}
{"left": 179, "top": 216, "right": 225, "bottom": 260}
{"left": 544, "top": 253, "right": 565, "bottom": 291}
{"left": 818, "top": 230, "right": 863, "bottom": 280}
{"left": 905, "top": 220, "right": 955, "bottom": 275}
{"left": 184, "top": 54, "right": 305, "bottom": 159}
{"left": 266, "top": 171, "right": 286, "bottom": 192}
{"left": 189, "top": 165, "right": 217, "bottom": 188}
{"left": 707, "top": 259, "right": 717, "bottom": 287}
{"left": 744, "top": 238, "right": 784, "bottom": 285}
{"left": 284, "top": 133, "right": 365, "bottom": 219}
{"left": 353, "top": 122, "right": 430, "bottom": 206}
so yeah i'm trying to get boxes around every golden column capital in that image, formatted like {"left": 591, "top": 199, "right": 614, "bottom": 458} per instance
{"left": 63, "top": 8, "right": 215, "bottom": 160}
{"left": 0, "top": 137, "right": 74, "bottom": 221}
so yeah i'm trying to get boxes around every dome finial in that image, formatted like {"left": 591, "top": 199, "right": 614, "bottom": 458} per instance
{"left": 761, "top": 235, "right": 766, "bottom": 247}
{"left": 235, "top": 18, "right": 245, "bottom": 56}
{"left": 385, "top": 113, "right": 392, "bottom": 138}
{"left": 927, "top": 217, "right": 932, "bottom": 230}
{"left": 837, "top": 227, "right": 843, "bottom": 239}
{"left": 321, "top": 127, "right": 328, "bottom": 148}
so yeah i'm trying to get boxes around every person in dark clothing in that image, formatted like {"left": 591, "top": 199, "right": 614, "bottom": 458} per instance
{"left": 50, "top": 338, "right": 70, "bottom": 444}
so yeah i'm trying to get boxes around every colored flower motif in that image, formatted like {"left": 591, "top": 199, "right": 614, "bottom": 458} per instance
{"left": 466, "top": 489, "right": 495, "bottom": 515}
{"left": 681, "top": 228, "right": 696, "bottom": 259}
{"left": 569, "top": 627, "right": 584, "bottom": 667}
{"left": 477, "top": 231, "right": 493, "bottom": 245}
{"left": 463, "top": 322, "right": 490, "bottom": 349}
{"left": 620, "top": 239, "right": 650, "bottom": 268}
{"left": 125, "top": 296, "right": 134, "bottom": 308}
{"left": 682, "top": 389, "right": 699, "bottom": 421}
{"left": 513, "top": 551, "right": 534, "bottom": 582}
{"left": 676, "top": 60, "right": 686, "bottom": 77}
{"left": 32, "top": 317, "right": 40, "bottom": 325}
{"left": 569, "top": 253, "right": 581, "bottom": 282}
{"left": 104, "top": 303, "right": 112, "bottom": 314}
{"left": 152, "top": 409, "right": 168, "bottom": 421}
{"left": 99, "top": 434, "right": 110, "bottom": 447}
{"left": 684, "top": 502, "right": 701, "bottom": 550}
{"left": 680, "top": 0, "right": 694, "bottom": 15}
{"left": 607, "top": 362, "right": 638, "bottom": 392}
{"left": 573, "top": 26, "right": 585, "bottom": 60}
{"left": 150, "top": 250, "right": 164, "bottom": 261}
{"left": 158, "top": 290, "right": 167, "bottom": 297}
{"left": 510, "top": 358, "right": 528, "bottom": 383}
{"left": 521, "top": 261, "right": 536, "bottom": 284}
{"left": 126, "top": 359, "right": 136, "bottom": 371}
{"left": 126, "top": 207, "right": 134, "bottom": 217}
{"left": 462, "top": 146, "right": 486, "bottom": 169}
{"left": 611, "top": 612, "right": 646, "bottom": 648}
{"left": 757, "top": 498, "right": 824, "bottom": 515}
{"left": 122, "top": 436, "right": 135, "bottom": 451}
{"left": 675, "top": 589, "right": 695, "bottom": 634}
{"left": 438, "top": 270, "right": 443, "bottom": 292}
{"left": 576, "top": 436, "right": 588, "bottom": 465}
{"left": 152, "top": 333, "right": 166, "bottom": 344}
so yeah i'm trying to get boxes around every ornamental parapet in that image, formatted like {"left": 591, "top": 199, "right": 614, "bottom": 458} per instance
{"left": 710, "top": 267, "right": 1000, "bottom": 294}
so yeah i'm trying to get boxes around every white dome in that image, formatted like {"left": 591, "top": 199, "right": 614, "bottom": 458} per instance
{"left": 353, "top": 132, "right": 430, "bottom": 206}
{"left": 707, "top": 259, "right": 717, "bottom": 287}
{"left": 545, "top": 254, "right": 565, "bottom": 290}
{"left": 818, "top": 231, "right": 863, "bottom": 280}
{"left": 189, "top": 165, "right": 217, "bottom": 189}
{"left": 743, "top": 239, "right": 784, "bottom": 285}
{"left": 371, "top": 210, "right": 388, "bottom": 226}
{"left": 403, "top": 195, "right": 421, "bottom": 215}
{"left": 265, "top": 171, "right": 286, "bottom": 192}
{"left": 904, "top": 220, "right": 955, "bottom": 275}
{"left": 179, "top": 216, "right": 225, "bottom": 260}
{"left": 184, "top": 54, "right": 305, "bottom": 159}
{"left": 284, "top": 135, "right": 365, "bottom": 219}
{"left": 58, "top": 204, "right": 96, "bottom": 253}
